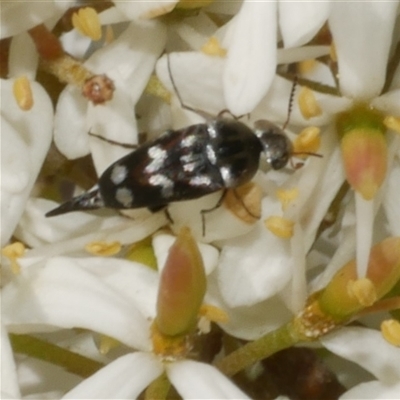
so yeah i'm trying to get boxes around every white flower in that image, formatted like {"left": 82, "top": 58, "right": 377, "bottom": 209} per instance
{"left": 1, "top": 79, "right": 53, "bottom": 246}
{"left": 2, "top": 254, "right": 248, "bottom": 398}
{"left": 0, "top": 1, "right": 73, "bottom": 39}
{"left": 321, "top": 327, "right": 400, "bottom": 400}
{"left": 54, "top": 18, "right": 167, "bottom": 175}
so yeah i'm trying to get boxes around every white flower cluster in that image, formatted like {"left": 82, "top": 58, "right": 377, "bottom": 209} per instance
{"left": 1, "top": 1, "right": 400, "bottom": 399}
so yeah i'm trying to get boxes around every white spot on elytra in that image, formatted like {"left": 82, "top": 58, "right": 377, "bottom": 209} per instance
{"left": 145, "top": 146, "right": 167, "bottom": 173}
{"left": 181, "top": 135, "right": 196, "bottom": 148}
{"left": 115, "top": 187, "right": 133, "bottom": 207}
{"left": 190, "top": 175, "right": 212, "bottom": 186}
{"left": 206, "top": 143, "right": 216, "bottom": 164}
{"left": 110, "top": 165, "right": 128, "bottom": 185}
{"left": 220, "top": 166, "right": 234, "bottom": 187}
{"left": 149, "top": 174, "right": 174, "bottom": 197}
{"left": 207, "top": 122, "right": 218, "bottom": 138}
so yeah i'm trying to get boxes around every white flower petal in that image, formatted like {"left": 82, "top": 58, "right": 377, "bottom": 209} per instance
{"left": 223, "top": 0, "right": 277, "bottom": 115}
{"left": 251, "top": 76, "right": 352, "bottom": 127}
{"left": 167, "top": 360, "right": 250, "bottom": 399}
{"left": 0, "top": 1, "right": 60, "bottom": 39}
{"left": 1, "top": 79, "right": 53, "bottom": 246}
{"left": 278, "top": 130, "right": 344, "bottom": 252}
{"left": 62, "top": 352, "right": 163, "bottom": 399}
{"left": 321, "top": 327, "right": 400, "bottom": 384}
{"left": 15, "top": 198, "right": 129, "bottom": 248}
{"left": 1, "top": 322, "right": 21, "bottom": 399}
{"left": 340, "top": 380, "right": 400, "bottom": 400}
{"left": 54, "top": 85, "right": 90, "bottom": 159}
{"left": 87, "top": 93, "right": 137, "bottom": 175}
{"left": 157, "top": 52, "right": 226, "bottom": 120}
{"left": 2, "top": 257, "right": 152, "bottom": 350}
{"left": 329, "top": 2, "right": 398, "bottom": 99}
{"left": 383, "top": 158, "right": 400, "bottom": 236}
{"left": 81, "top": 256, "right": 159, "bottom": 321}
{"left": 218, "top": 224, "right": 291, "bottom": 307}
{"left": 8, "top": 32, "right": 39, "bottom": 79}
{"left": 20, "top": 202, "right": 166, "bottom": 258}
{"left": 114, "top": 1, "right": 178, "bottom": 20}
{"left": 59, "top": 29, "right": 92, "bottom": 60}
{"left": 17, "top": 356, "right": 81, "bottom": 397}
{"left": 207, "top": 278, "right": 292, "bottom": 340}
{"left": 371, "top": 89, "right": 400, "bottom": 117}
{"left": 279, "top": 0, "right": 331, "bottom": 48}
{"left": 84, "top": 20, "right": 167, "bottom": 173}
{"left": 277, "top": 45, "right": 330, "bottom": 65}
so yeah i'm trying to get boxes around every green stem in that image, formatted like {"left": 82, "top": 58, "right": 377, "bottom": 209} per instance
{"left": 144, "top": 372, "right": 171, "bottom": 400}
{"left": 10, "top": 333, "right": 104, "bottom": 378}
{"left": 214, "top": 321, "right": 306, "bottom": 377}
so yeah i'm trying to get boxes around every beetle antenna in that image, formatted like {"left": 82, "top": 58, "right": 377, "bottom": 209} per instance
{"left": 282, "top": 75, "right": 298, "bottom": 130}
{"left": 166, "top": 54, "right": 214, "bottom": 120}
{"left": 167, "top": 55, "right": 201, "bottom": 115}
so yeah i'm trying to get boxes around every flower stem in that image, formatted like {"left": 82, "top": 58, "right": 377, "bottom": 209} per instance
{"left": 28, "top": 23, "right": 114, "bottom": 104}
{"left": 214, "top": 320, "right": 306, "bottom": 377}
{"left": 10, "top": 333, "right": 104, "bottom": 378}
{"left": 144, "top": 373, "right": 171, "bottom": 400}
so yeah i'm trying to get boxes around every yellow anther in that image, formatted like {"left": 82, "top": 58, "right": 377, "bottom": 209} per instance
{"left": 383, "top": 115, "right": 400, "bottom": 134}
{"left": 98, "top": 335, "right": 120, "bottom": 355}
{"left": 85, "top": 241, "right": 121, "bottom": 256}
{"left": 2, "top": 242, "right": 26, "bottom": 275}
{"left": 200, "top": 304, "right": 229, "bottom": 324}
{"left": 145, "top": 74, "right": 171, "bottom": 104}
{"left": 330, "top": 42, "right": 337, "bottom": 62}
{"left": 264, "top": 216, "right": 294, "bottom": 239}
{"left": 224, "top": 182, "right": 262, "bottom": 224}
{"left": 347, "top": 278, "right": 377, "bottom": 307}
{"left": 381, "top": 319, "right": 400, "bottom": 347}
{"left": 201, "top": 37, "right": 227, "bottom": 57}
{"left": 72, "top": 7, "right": 102, "bottom": 41}
{"left": 293, "top": 126, "right": 321, "bottom": 156}
{"left": 297, "top": 59, "right": 318, "bottom": 74}
{"left": 13, "top": 76, "right": 33, "bottom": 111}
{"left": 276, "top": 188, "right": 299, "bottom": 211}
{"left": 298, "top": 87, "right": 322, "bottom": 120}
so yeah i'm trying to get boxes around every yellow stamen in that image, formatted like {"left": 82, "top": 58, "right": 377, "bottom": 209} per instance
{"left": 264, "top": 216, "right": 294, "bottom": 238}
{"left": 13, "top": 76, "right": 33, "bottom": 111}
{"left": 198, "top": 305, "right": 229, "bottom": 334}
{"left": 200, "top": 304, "right": 229, "bottom": 324}
{"left": 298, "top": 87, "right": 322, "bottom": 120}
{"left": 383, "top": 115, "right": 400, "bottom": 135}
{"left": 347, "top": 278, "right": 377, "bottom": 307}
{"left": 297, "top": 59, "right": 317, "bottom": 74}
{"left": 293, "top": 126, "right": 321, "bottom": 156}
{"left": 72, "top": 7, "right": 102, "bottom": 41}
{"left": 98, "top": 335, "right": 120, "bottom": 355}
{"left": 2, "top": 242, "right": 26, "bottom": 275}
{"left": 276, "top": 188, "right": 299, "bottom": 211}
{"left": 224, "top": 182, "right": 262, "bottom": 224}
{"left": 201, "top": 37, "right": 227, "bottom": 57}
{"left": 85, "top": 241, "right": 121, "bottom": 256}
{"left": 381, "top": 319, "right": 400, "bottom": 347}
